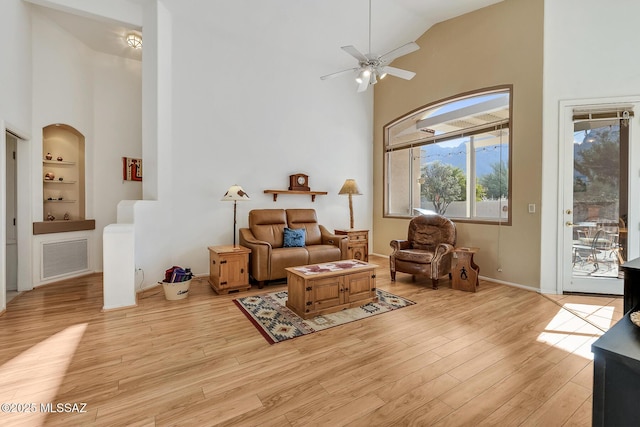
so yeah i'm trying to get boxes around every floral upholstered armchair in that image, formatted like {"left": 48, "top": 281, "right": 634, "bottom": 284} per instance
{"left": 389, "top": 214, "right": 456, "bottom": 289}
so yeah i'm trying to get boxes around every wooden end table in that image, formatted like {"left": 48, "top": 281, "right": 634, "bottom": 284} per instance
{"left": 208, "top": 245, "right": 251, "bottom": 294}
{"left": 452, "top": 247, "right": 480, "bottom": 292}
{"left": 334, "top": 229, "right": 369, "bottom": 261}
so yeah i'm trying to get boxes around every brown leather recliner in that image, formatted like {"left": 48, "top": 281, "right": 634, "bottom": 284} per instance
{"left": 389, "top": 214, "right": 456, "bottom": 289}
{"left": 239, "top": 209, "right": 347, "bottom": 288}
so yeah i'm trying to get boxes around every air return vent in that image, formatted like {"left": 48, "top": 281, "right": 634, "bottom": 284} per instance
{"left": 42, "top": 239, "right": 88, "bottom": 280}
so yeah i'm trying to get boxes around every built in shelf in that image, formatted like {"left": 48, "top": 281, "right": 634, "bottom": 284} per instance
{"left": 44, "top": 199, "right": 77, "bottom": 203}
{"left": 263, "top": 189, "right": 328, "bottom": 202}
{"left": 33, "top": 219, "right": 96, "bottom": 235}
{"left": 43, "top": 159, "right": 75, "bottom": 165}
{"left": 43, "top": 180, "right": 77, "bottom": 184}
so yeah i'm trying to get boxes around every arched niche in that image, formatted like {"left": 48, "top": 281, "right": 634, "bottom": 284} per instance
{"left": 34, "top": 124, "right": 94, "bottom": 234}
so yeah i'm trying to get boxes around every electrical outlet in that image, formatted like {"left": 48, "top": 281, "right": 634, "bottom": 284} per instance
{"left": 528, "top": 203, "right": 535, "bottom": 214}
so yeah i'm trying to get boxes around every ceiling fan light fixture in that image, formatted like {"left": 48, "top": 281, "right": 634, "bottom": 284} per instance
{"left": 379, "top": 72, "right": 387, "bottom": 79}
{"left": 355, "top": 76, "right": 363, "bottom": 84}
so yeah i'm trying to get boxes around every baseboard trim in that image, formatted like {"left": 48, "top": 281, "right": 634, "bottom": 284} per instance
{"left": 370, "top": 252, "right": 539, "bottom": 293}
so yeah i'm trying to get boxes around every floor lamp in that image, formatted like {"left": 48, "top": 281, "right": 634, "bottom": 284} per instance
{"left": 221, "top": 184, "right": 250, "bottom": 247}
{"left": 338, "top": 179, "right": 362, "bottom": 229}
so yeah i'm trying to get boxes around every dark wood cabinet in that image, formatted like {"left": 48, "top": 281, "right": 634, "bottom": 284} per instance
{"left": 591, "top": 257, "right": 640, "bottom": 426}
{"left": 592, "top": 310, "right": 640, "bottom": 426}
{"left": 622, "top": 257, "right": 640, "bottom": 314}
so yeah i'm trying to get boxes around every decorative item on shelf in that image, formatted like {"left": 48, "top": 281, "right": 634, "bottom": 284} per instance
{"left": 338, "top": 178, "right": 362, "bottom": 229}
{"left": 63, "top": 212, "right": 70, "bottom": 221}
{"left": 58, "top": 177, "right": 64, "bottom": 181}
{"left": 44, "top": 172, "right": 55, "bottom": 180}
{"left": 57, "top": 156, "right": 63, "bottom": 161}
{"left": 45, "top": 153, "right": 53, "bottom": 160}
{"left": 46, "top": 212, "right": 55, "bottom": 221}
{"left": 289, "top": 173, "right": 310, "bottom": 191}
{"left": 221, "top": 184, "right": 251, "bottom": 247}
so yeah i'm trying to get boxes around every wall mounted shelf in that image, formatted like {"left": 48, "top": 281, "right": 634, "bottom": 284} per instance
{"left": 263, "top": 189, "right": 328, "bottom": 202}
{"left": 33, "top": 219, "right": 96, "bottom": 235}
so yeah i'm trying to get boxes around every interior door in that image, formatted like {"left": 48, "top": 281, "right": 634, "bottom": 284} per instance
{"left": 562, "top": 116, "right": 628, "bottom": 294}
{"left": 5, "top": 132, "right": 17, "bottom": 291}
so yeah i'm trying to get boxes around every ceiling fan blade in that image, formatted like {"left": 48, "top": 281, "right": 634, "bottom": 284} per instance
{"left": 341, "top": 45, "right": 368, "bottom": 62}
{"left": 378, "top": 42, "right": 420, "bottom": 64}
{"left": 320, "top": 67, "right": 359, "bottom": 80}
{"left": 381, "top": 66, "right": 416, "bottom": 80}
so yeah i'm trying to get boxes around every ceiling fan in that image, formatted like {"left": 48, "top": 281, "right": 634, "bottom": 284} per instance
{"left": 320, "top": 0, "right": 420, "bottom": 92}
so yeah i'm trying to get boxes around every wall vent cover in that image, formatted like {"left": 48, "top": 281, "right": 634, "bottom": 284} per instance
{"left": 42, "top": 239, "right": 88, "bottom": 279}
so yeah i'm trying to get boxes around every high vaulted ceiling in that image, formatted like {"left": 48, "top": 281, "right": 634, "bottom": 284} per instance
{"left": 32, "top": 0, "right": 503, "bottom": 63}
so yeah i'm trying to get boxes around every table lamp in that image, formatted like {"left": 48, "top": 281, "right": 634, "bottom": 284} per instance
{"left": 221, "top": 184, "right": 250, "bottom": 246}
{"left": 338, "top": 179, "right": 362, "bottom": 229}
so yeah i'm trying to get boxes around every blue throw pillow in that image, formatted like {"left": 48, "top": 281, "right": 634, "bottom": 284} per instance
{"left": 283, "top": 227, "right": 306, "bottom": 247}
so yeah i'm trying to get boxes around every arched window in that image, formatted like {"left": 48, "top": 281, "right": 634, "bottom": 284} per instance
{"left": 384, "top": 86, "right": 511, "bottom": 224}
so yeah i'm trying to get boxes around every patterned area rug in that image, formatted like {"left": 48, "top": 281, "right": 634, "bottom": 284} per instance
{"left": 233, "top": 289, "right": 415, "bottom": 344}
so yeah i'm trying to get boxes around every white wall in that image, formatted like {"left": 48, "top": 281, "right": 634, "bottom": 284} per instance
{"left": 93, "top": 52, "right": 142, "bottom": 269}
{"left": 124, "top": 0, "right": 377, "bottom": 285}
{"left": 32, "top": 8, "right": 94, "bottom": 221}
{"left": 31, "top": 6, "right": 142, "bottom": 280}
{"left": 8, "top": 0, "right": 425, "bottom": 295}
{"left": 0, "top": 1, "right": 32, "bottom": 132}
{"left": 0, "top": 1, "right": 32, "bottom": 309}
{"left": 541, "top": 0, "right": 640, "bottom": 292}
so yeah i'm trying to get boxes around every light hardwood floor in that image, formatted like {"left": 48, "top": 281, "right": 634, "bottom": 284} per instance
{"left": 0, "top": 255, "right": 623, "bottom": 426}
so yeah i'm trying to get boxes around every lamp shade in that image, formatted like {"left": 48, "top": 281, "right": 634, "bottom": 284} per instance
{"left": 338, "top": 179, "right": 362, "bottom": 195}
{"left": 221, "top": 185, "right": 250, "bottom": 201}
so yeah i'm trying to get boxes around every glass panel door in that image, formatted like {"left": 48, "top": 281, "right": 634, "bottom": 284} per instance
{"left": 564, "top": 119, "right": 627, "bottom": 294}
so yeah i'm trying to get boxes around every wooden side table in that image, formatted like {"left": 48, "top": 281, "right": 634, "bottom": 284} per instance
{"left": 452, "top": 247, "right": 480, "bottom": 292}
{"left": 334, "top": 229, "right": 369, "bottom": 261}
{"left": 208, "top": 245, "right": 251, "bottom": 294}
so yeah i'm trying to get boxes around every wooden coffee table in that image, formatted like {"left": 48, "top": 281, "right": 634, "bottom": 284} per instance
{"left": 285, "top": 260, "right": 378, "bottom": 319}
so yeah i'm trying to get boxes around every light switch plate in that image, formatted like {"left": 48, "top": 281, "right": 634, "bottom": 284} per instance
{"left": 528, "top": 203, "right": 535, "bottom": 213}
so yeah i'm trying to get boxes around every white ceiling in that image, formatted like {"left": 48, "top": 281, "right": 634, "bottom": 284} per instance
{"left": 32, "top": 0, "right": 503, "bottom": 63}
